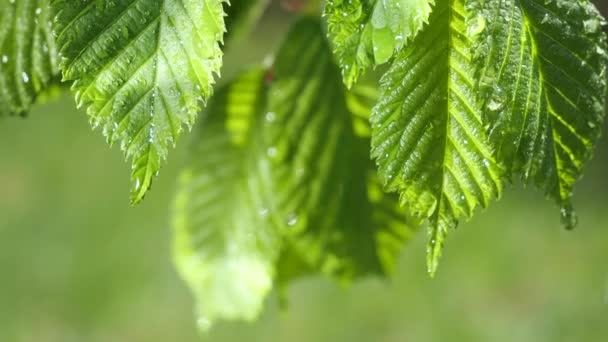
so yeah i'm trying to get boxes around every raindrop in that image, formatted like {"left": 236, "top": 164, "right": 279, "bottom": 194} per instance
{"left": 1, "top": 55, "right": 7, "bottom": 64}
{"left": 21, "top": 72, "right": 29, "bottom": 83}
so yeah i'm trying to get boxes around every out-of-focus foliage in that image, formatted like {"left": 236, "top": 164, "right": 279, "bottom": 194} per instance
{"left": 0, "top": 0, "right": 59, "bottom": 116}
{"left": 224, "top": 0, "right": 271, "bottom": 43}
{"left": 174, "top": 18, "right": 417, "bottom": 329}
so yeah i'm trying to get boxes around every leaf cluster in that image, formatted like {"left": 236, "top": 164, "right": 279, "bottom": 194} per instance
{"left": 0, "top": 0, "right": 607, "bottom": 331}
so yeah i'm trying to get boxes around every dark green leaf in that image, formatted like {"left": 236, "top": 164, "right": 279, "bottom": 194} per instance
{"left": 468, "top": 0, "right": 608, "bottom": 228}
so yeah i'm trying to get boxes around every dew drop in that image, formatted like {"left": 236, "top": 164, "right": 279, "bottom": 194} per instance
{"left": 21, "top": 72, "right": 29, "bottom": 83}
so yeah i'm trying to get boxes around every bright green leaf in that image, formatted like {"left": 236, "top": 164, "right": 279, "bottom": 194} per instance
{"left": 324, "top": 0, "right": 435, "bottom": 87}
{"left": 173, "top": 69, "right": 279, "bottom": 329}
{"left": 0, "top": 0, "right": 59, "bottom": 116}
{"left": 51, "top": 0, "right": 226, "bottom": 203}
{"left": 468, "top": 0, "right": 608, "bottom": 228}
{"left": 371, "top": 0, "right": 503, "bottom": 275}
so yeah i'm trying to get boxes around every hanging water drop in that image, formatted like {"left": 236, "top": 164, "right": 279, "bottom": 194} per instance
{"left": 560, "top": 205, "right": 578, "bottom": 230}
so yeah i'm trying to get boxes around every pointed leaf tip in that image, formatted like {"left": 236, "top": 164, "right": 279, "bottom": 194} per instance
{"left": 52, "top": 0, "right": 227, "bottom": 203}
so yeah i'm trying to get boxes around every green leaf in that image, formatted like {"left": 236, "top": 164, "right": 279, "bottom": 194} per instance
{"left": 173, "top": 69, "right": 280, "bottom": 329}
{"left": 174, "top": 20, "right": 418, "bottom": 327}
{"left": 468, "top": 0, "right": 608, "bottom": 228}
{"left": 0, "top": 0, "right": 59, "bottom": 116}
{"left": 324, "top": 0, "right": 435, "bottom": 87}
{"left": 259, "top": 18, "right": 416, "bottom": 280}
{"left": 51, "top": 0, "right": 226, "bottom": 204}
{"left": 371, "top": 0, "right": 503, "bottom": 275}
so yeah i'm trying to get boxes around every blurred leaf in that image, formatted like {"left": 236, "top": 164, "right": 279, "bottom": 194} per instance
{"left": 371, "top": 0, "right": 503, "bottom": 275}
{"left": 259, "top": 18, "right": 416, "bottom": 281}
{"left": 174, "top": 18, "right": 418, "bottom": 328}
{"left": 224, "top": 0, "right": 270, "bottom": 44}
{"left": 173, "top": 69, "right": 279, "bottom": 329}
{"left": 51, "top": 0, "right": 227, "bottom": 204}
{"left": 468, "top": 0, "right": 608, "bottom": 228}
{"left": 324, "top": 0, "right": 434, "bottom": 87}
{"left": 0, "top": 0, "right": 59, "bottom": 116}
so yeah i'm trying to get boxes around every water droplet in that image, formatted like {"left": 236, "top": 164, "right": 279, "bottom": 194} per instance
{"left": 560, "top": 205, "right": 577, "bottom": 230}
{"left": 469, "top": 15, "right": 486, "bottom": 38}
{"left": 258, "top": 208, "right": 269, "bottom": 218}
{"left": 266, "top": 147, "right": 278, "bottom": 158}
{"left": 1, "top": 55, "right": 7, "bottom": 64}
{"left": 21, "top": 72, "right": 29, "bottom": 83}
{"left": 265, "top": 111, "right": 276, "bottom": 123}
{"left": 286, "top": 213, "right": 298, "bottom": 227}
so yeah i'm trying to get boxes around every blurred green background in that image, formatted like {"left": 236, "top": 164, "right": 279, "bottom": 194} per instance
{"left": 1, "top": 2, "right": 608, "bottom": 342}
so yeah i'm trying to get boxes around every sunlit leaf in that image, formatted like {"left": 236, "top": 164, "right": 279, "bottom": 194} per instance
{"left": 371, "top": 0, "right": 503, "bottom": 275}
{"left": 52, "top": 0, "right": 226, "bottom": 203}
{"left": 324, "top": 0, "right": 434, "bottom": 87}
{"left": 468, "top": 0, "right": 608, "bottom": 228}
